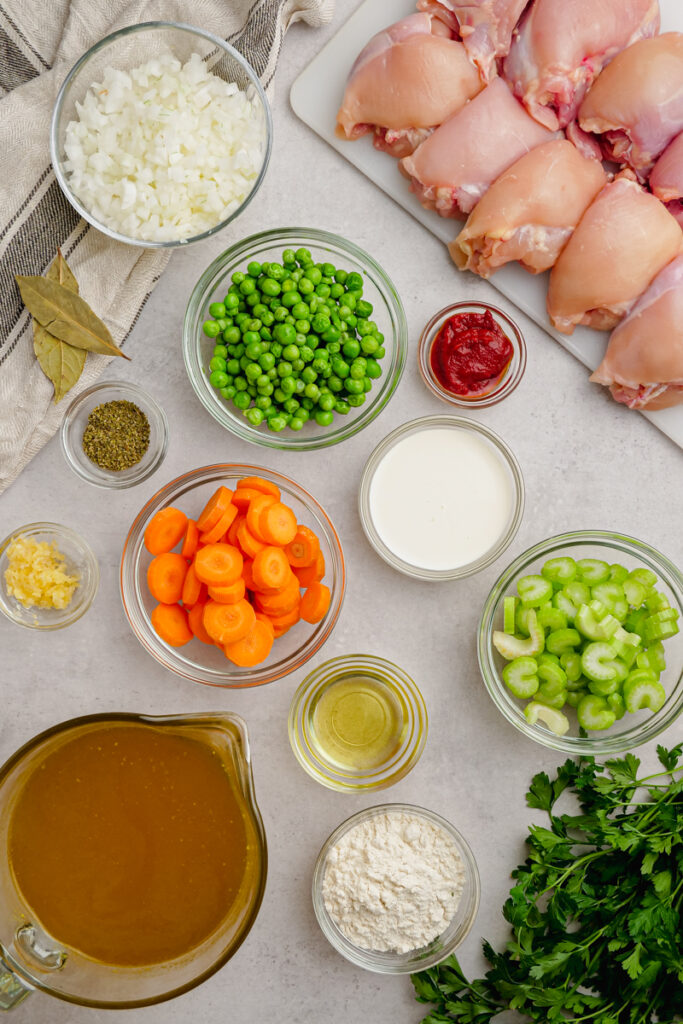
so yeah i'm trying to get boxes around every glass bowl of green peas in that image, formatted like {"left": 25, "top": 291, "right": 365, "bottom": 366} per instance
{"left": 183, "top": 228, "right": 408, "bottom": 449}
{"left": 478, "top": 531, "right": 683, "bottom": 755}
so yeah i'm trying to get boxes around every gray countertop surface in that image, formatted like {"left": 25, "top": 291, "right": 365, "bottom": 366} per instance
{"left": 1, "top": 3, "right": 681, "bottom": 1022}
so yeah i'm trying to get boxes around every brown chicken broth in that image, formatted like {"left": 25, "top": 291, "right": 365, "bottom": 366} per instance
{"left": 8, "top": 723, "right": 249, "bottom": 966}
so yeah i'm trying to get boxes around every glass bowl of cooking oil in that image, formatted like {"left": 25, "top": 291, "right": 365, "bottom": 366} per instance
{"left": 288, "top": 654, "right": 428, "bottom": 792}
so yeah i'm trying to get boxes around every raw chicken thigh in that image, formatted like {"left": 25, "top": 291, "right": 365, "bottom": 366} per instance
{"left": 546, "top": 174, "right": 682, "bottom": 334}
{"left": 503, "top": 0, "right": 660, "bottom": 131}
{"left": 336, "top": 13, "right": 483, "bottom": 158}
{"left": 400, "top": 77, "right": 553, "bottom": 217}
{"left": 450, "top": 139, "right": 606, "bottom": 276}
{"left": 579, "top": 33, "right": 683, "bottom": 176}
{"left": 650, "top": 133, "right": 683, "bottom": 202}
{"left": 417, "top": 0, "right": 529, "bottom": 80}
{"left": 590, "top": 255, "right": 683, "bottom": 410}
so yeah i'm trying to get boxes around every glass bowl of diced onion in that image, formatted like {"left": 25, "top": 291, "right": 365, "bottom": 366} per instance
{"left": 478, "top": 531, "right": 683, "bottom": 755}
{"left": 50, "top": 22, "right": 272, "bottom": 248}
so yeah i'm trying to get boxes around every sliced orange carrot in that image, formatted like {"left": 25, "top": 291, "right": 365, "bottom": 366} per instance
{"left": 293, "top": 550, "right": 325, "bottom": 588}
{"left": 237, "top": 476, "right": 281, "bottom": 500}
{"left": 258, "top": 501, "right": 298, "bottom": 546}
{"left": 246, "top": 494, "right": 276, "bottom": 540}
{"left": 151, "top": 603, "right": 192, "bottom": 646}
{"left": 188, "top": 600, "right": 214, "bottom": 645}
{"left": 181, "top": 519, "right": 199, "bottom": 560}
{"left": 252, "top": 546, "right": 291, "bottom": 592}
{"left": 181, "top": 563, "right": 203, "bottom": 607}
{"left": 227, "top": 513, "right": 245, "bottom": 547}
{"left": 194, "top": 543, "right": 243, "bottom": 586}
{"left": 223, "top": 619, "right": 274, "bottom": 667}
{"left": 199, "top": 503, "right": 238, "bottom": 544}
{"left": 285, "top": 525, "right": 320, "bottom": 568}
{"left": 144, "top": 507, "right": 188, "bottom": 555}
{"left": 196, "top": 486, "right": 233, "bottom": 533}
{"left": 254, "top": 612, "right": 275, "bottom": 639}
{"left": 267, "top": 605, "right": 301, "bottom": 632}
{"left": 147, "top": 552, "right": 188, "bottom": 605}
{"left": 232, "top": 487, "right": 262, "bottom": 512}
{"left": 300, "top": 582, "right": 331, "bottom": 624}
{"left": 242, "top": 558, "right": 257, "bottom": 593}
{"left": 237, "top": 520, "right": 267, "bottom": 559}
{"left": 255, "top": 578, "right": 301, "bottom": 616}
{"left": 203, "top": 599, "right": 255, "bottom": 644}
{"left": 208, "top": 578, "right": 246, "bottom": 604}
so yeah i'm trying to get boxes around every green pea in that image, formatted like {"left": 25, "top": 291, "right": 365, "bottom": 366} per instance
{"left": 233, "top": 391, "right": 251, "bottom": 410}
{"left": 220, "top": 385, "right": 236, "bottom": 400}
{"left": 209, "top": 356, "right": 227, "bottom": 372}
{"left": 258, "top": 382, "right": 274, "bottom": 397}
{"left": 300, "top": 345, "right": 314, "bottom": 363}
{"left": 282, "top": 249, "right": 296, "bottom": 265}
{"left": 267, "top": 264, "right": 285, "bottom": 281}
{"left": 366, "top": 359, "right": 382, "bottom": 379}
{"left": 259, "top": 352, "right": 275, "bottom": 372}
{"left": 301, "top": 366, "right": 317, "bottom": 385}
{"left": 234, "top": 313, "right": 249, "bottom": 327}
{"left": 224, "top": 293, "right": 239, "bottom": 310}
{"left": 315, "top": 409, "right": 334, "bottom": 426}
{"left": 247, "top": 261, "right": 262, "bottom": 278}
{"left": 213, "top": 345, "right": 229, "bottom": 360}
{"left": 344, "top": 378, "right": 364, "bottom": 395}
{"left": 347, "top": 393, "right": 366, "bottom": 407}
{"left": 234, "top": 376, "right": 248, "bottom": 392}
{"left": 327, "top": 375, "right": 342, "bottom": 392}
{"left": 273, "top": 387, "right": 286, "bottom": 404}
{"left": 283, "top": 398, "right": 300, "bottom": 415}
{"left": 318, "top": 393, "right": 335, "bottom": 412}
{"left": 299, "top": 278, "right": 314, "bottom": 295}
{"left": 289, "top": 417, "right": 304, "bottom": 431}
{"left": 294, "top": 378, "right": 306, "bottom": 394}
{"left": 342, "top": 339, "right": 360, "bottom": 360}
{"left": 277, "top": 361, "right": 293, "bottom": 378}
{"left": 282, "top": 344, "right": 299, "bottom": 361}
{"left": 360, "top": 336, "right": 379, "bottom": 355}
{"left": 304, "top": 383, "right": 320, "bottom": 402}
{"left": 290, "top": 302, "right": 307, "bottom": 321}
{"left": 296, "top": 247, "right": 312, "bottom": 264}
{"left": 270, "top": 342, "right": 283, "bottom": 359}
{"left": 331, "top": 357, "right": 350, "bottom": 378}
{"left": 356, "top": 299, "right": 373, "bottom": 318}
{"left": 334, "top": 399, "right": 350, "bottom": 414}
{"left": 268, "top": 415, "right": 287, "bottom": 432}
{"left": 209, "top": 302, "right": 227, "bottom": 320}
{"left": 225, "top": 359, "right": 239, "bottom": 376}
{"left": 245, "top": 363, "right": 262, "bottom": 382}
{"left": 252, "top": 304, "right": 269, "bottom": 319}
{"left": 209, "top": 370, "right": 229, "bottom": 388}
{"left": 273, "top": 323, "right": 296, "bottom": 346}
{"left": 321, "top": 326, "right": 341, "bottom": 344}
{"left": 315, "top": 283, "right": 331, "bottom": 298}
{"left": 261, "top": 310, "right": 274, "bottom": 327}
{"left": 281, "top": 376, "right": 297, "bottom": 395}
{"left": 282, "top": 291, "right": 301, "bottom": 308}
{"left": 349, "top": 362, "right": 365, "bottom": 380}
{"left": 203, "top": 320, "right": 221, "bottom": 338}
{"left": 239, "top": 277, "right": 256, "bottom": 295}
{"left": 243, "top": 333, "right": 261, "bottom": 351}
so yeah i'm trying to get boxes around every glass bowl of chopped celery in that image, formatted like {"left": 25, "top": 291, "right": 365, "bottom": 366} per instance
{"left": 0, "top": 522, "right": 99, "bottom": 630}
{"left": 50, "top": 22, "right": 272, "bottom": 247}
{"left": 478, "top": 531, "right": 683, "bottom": 754}
{"left": 183, "top": 228, "right": 408, "bottom": 450}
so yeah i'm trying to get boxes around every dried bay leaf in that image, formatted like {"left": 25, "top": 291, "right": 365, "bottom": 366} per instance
{"left": 16, "top": 275, "right": 130, "bottom": 360}
{"left": 46, "top": 248, "right": 79, "bottom": 293}
{"left": 34, "top": 324, "right": 87, "bottom": 403}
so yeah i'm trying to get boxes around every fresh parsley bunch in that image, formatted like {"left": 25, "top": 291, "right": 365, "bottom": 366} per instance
{"left": 412, "top": 744, "right": 683, "bottom": 1024}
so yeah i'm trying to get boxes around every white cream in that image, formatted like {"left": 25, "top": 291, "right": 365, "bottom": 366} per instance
{"left": 368, "top": 427, "right": 514, "bottom": 570}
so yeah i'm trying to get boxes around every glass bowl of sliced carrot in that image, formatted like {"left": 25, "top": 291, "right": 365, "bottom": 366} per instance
{"left": 120, "top": 464, "right": 345, "bottom": 687}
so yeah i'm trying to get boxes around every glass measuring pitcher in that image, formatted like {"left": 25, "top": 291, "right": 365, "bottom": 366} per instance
{"left": 0, "top": 711, "right": 267, "bottom": 1010}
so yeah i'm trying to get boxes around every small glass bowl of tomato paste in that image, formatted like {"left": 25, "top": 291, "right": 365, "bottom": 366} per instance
{"left": 418, "top": 301, "right": 526, "bottom": 409}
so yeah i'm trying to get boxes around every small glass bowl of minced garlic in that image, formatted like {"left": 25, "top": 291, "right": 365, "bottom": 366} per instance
{"left": 0, "top": 522, "right": 99, "bottom": 629}
{"left": 60, "top": 381, "right": 168, "bottom": 489}
{"left": 288, "top": 654, "right": 427, "bottom": 792}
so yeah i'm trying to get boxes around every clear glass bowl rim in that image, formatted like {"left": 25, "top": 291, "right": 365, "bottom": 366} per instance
{"left": 478, "top": 529, "right": 683, "bottom": 755}
{"left": 49, "top": 21, "right": 273, "bottom": 249}
{"left": 312, "top": 802, "right": 480, "bottom": 974}
{"left": 358, "top": 414, "right": 525, "bottom": 581}
{"left": 120, "top": 463, "right": 346, "bottom": 687}
{"left": 0, "top": 522, "right": 99, "bottom": 630}
{"left": 182, "top": 227, "right": 408, "bottom": 450}
{"left": 287, "top": 653, "right": 428, "bottom": 792}
{"left": 60, "top": 380, "right": 169, "bottom": 489}
{"left": 418, "top": 300, "right": 527, "bottom": 409}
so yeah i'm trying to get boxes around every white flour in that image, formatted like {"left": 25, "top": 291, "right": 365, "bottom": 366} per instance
{"left": 322, "top": 810, "right": 465, "bottom": 954}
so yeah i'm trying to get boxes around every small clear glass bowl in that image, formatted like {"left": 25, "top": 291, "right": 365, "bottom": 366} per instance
{"left": 288, "top": 654, "right": 428, "bottom": 792}
{"left": 478, "top": 531, "right": 683, "bottom": 754}
{"left": 120, "top": 464, "right": 345, "bottom": 688}
{"left": 0, "top": 523, "right": 99, "bottom": 630}
{"left": 418, "top": 301, "right": 526, "bottom": 408}
{"left": 60, "top": 381, "right": 169, "bottom": 489}
{"left": 183, "top": 228, "right": 408, "bottom": 451}
{"left": 312, "top": 803, "right": 480, "bottom": 974}
{"left": 50, "top": 22, "right": 272, "bottom": 248}
{"left": 358, "top": 414, "right": 525, "bottom": 581}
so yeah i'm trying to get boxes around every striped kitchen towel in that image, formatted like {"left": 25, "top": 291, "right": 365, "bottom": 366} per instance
{"left": 0, "top": 0, "right": 334, "bottom": 494}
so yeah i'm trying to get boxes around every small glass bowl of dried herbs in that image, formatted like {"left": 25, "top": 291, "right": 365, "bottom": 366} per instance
{"left": 60, "top": 381, "right": 168, "bottom": 489}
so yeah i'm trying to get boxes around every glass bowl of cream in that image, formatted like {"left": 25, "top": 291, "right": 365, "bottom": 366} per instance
{"left": 358, "top": 415, "right": 525, "bottom": 581}
{"left": 312, "top": 803, "right": 480, "bottom": 974}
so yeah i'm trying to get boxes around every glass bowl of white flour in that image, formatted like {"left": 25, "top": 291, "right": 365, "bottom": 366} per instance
{"left": 312, "top": 804, "right": 480, "bottom": 973}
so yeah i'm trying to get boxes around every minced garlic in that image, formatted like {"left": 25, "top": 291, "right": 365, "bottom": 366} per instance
{"left": 4, "top": 536, "right": 79, "bottom": 610}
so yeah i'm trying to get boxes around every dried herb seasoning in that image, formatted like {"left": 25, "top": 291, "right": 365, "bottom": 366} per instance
{"left": 82, "top": 400, "right": 150, "bottom": 471}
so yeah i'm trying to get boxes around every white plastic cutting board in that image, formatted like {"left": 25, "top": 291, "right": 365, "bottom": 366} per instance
{"left": 291, "top": 0, "right": 683, "bottom": 448}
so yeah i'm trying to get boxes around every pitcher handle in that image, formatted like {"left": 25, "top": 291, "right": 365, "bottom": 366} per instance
{"left": 0, "top": 960, "right": 31, "bottom": 1011}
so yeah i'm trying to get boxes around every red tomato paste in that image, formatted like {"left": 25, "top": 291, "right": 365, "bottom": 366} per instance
{"left": 430, "top": 310, "right": 513, "bottom": 398}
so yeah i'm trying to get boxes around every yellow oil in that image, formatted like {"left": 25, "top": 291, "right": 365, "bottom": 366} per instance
{"left": 311, "top": 675, "right": 407, "bottom": 771}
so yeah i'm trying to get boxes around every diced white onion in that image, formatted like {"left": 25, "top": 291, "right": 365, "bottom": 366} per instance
{"left": 63, "top": 52, "right": 266, "bottom": 242}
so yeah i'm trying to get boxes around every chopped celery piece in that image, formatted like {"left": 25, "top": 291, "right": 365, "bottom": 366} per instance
{"left": 576, "top": 558, "right": 610, "bottom": 585}
{"left": 553, "top": 591, "right": 578, "bottom": 621}
{"left": 577, "top": 694, "right": 615, "bottom": 731}
{"left": 625, "top": 667, "right": 659, "bottom": 688}
{"left": 493, "top": 611, "right": 544, "bottom": 660}
{"left": 612, "top": 627, "right": 641, "bottom": 667}
{"left": 591, "top": 582, "right": 628, "bottom": 621}
{"left": 581, "top": 642, "right": 620, "bottom": 683}
{"left": 546, "top": 628, "right": 581, "bottom": 656}
{"left": 535, "top": 686, "right": 568, "bottom": 709}
{"left": 560, "top": 651, "right": 582, "bottom": 683}
{"left": 636, "top": 641, "right": 666, "bottom": 674}
{"left": 623, "top": 578, "right": 646, "bottom": 608}
{"left": 645, "top": 591, "right": 670, "bottom": 613}
{"left": 524, "top": 702, "right": 570, "bottom": 736}
{"left": 515, "top": 605, "right": 535, "bottom": 637}
{"left": 537, "top": 604, "right": 568, "bottom": 633}
{"left": 502, "top": 657, "right": 539, "bottom": 698}
{"left": 537, "top": 658, "right": 567, "bottom": 691}
{"left": 627, "top": 567, "right": 657, "bottom": 592}
{"left": 607, "top": 692, "right": 626, "bottom": 720}
{"left": 541, "top": 557, "right": 577, "bottom": 585}
{"left": 624, "top": 608, "right": 648, "bottom": 635}
{"left": 608, "top": 564, "right": 629, "bottom": 584}
{"left": 623, "top": 676, "right": 666, "bottom": 714}
{"left": 564, "top": 581, "right": 591, "bottom": 608}
{"left": 503, "top": 597, "right": 517, "bottom": 635}
{"left": 588, "top": 676, "right": 620, "bottom": 697}
{"left": 643, "top": 609, "right": 680, "bottom": 643}
{"left": 566, "top": 689, "right": 587, "bottom": 708}
{"left": 575, "top": 602, "right": 620, "bottom": 641}
{"left": 517, "top": 574, "right": 553, "bottom": 608}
